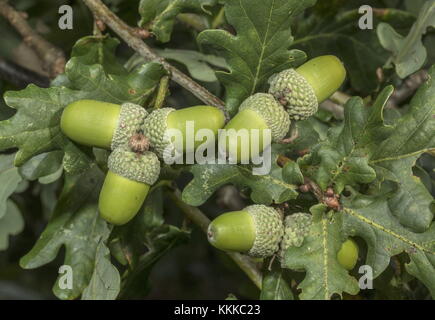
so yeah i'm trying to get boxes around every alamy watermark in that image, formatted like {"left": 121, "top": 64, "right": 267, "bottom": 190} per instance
{"left": 161, "top": 121, "right": 272, "bottom": 175}
{"left": 58, "top": 265, "right": 73, "bottom": 290}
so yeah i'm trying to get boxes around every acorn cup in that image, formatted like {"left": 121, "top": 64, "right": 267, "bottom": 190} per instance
{"left": 60, "top": 99, "right": 147, "bottom": 149}
{"left": 143, "top": 105, "right": 226, "bottom": 158}
{"left": 279, "top": 212, "right": 359, "bottom": 270}
{"left": 268, "top": 55, "right": 347, "bottom": 120}
{"left": 220, "top": 93, "right": 290, "bottom": 163}
{"left": 207, "top": 204, "right": 284, "bottom": 258}
{"left": 98, "top": 147, "right": 160, "bottom": 225}
{"left": 279, "top": 213, "right": 312, "bottom": 261}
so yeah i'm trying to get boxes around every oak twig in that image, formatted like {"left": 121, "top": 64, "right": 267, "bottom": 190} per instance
{"left": 0, "top": 57, "right": 49, "bottom": 88}
{"left": 387, "top": 70, "right": 428, "bottom": 109}
{"left": 0, "top": 1, "right": 66, "bottom": 78}
{"left": 81, "top": 0, "right": 227, "bottom": 119}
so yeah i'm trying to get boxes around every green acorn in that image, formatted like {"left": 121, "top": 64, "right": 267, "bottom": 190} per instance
{"left": 98, "top": 148, "right": 160, "bottom": 225}
{"left": 207, "top": 204, "right": 284, "bottom": 258}
{"left": 268, "top": 55, "right": 346, "bottom": 120}
{"left": 143, "top": 106, "right": 225, "bottom": 158}
{"left": 61, "top": 99, "right": 147, "bottom": 149}
{"left": 220, "top": 93, "right": 290, "bottom": 163}
{"left": 279, "top": 213, "right": 312, "bottom": 259}
{"left": 337, "top": 239, "right": 359, "bottom": 270}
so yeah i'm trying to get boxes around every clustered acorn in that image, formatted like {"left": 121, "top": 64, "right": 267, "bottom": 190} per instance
{"left": 220, "top": 55, "right": 346, "bottom": 162}
{"left": 60, "top": 54, "right": 347, "bottom": 254}
{"left": 61, "top": 100, "right": 225, "bottom": 225}
{"left": 208, "top": 206, "right": 359, "bottom": 270}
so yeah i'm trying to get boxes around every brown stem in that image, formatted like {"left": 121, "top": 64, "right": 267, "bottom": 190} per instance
{"left": 81, "top": 0, "right": 228, "bottom": 119}
{"left": 0, "top": 57, "right": 49, "bottom": 88}
{"left": 168, "top": 189, "right": 263, "bottom": 290}
{"left": 320, "top": 100, "right": 344, "bottom": 119}
{"left": 0, "top": 1, "right": 66, "bottom": 78}
{"left": 276, "top": 155, "right": 341, "bottom": 210}
{"left": 387, "top": 70, "right": 428, "bottom": 109}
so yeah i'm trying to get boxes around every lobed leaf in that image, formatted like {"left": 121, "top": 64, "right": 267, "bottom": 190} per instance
{"left": 0, "top": 200, "right": 24, "bottom": 251}
{"left": 282, "top": 204, "right": 360, "bottom": 300}
{"left": 377, "top": 1, "right": 435, "bottom": 78}
{"left": 198, "top": 0, "right": 312, "bottom": 115}
{"left": 19, "top": 165, "right": 111, "bottom": 300}
{"left": 139, "top": 0, "right": 217, "bottom": 42}
{"left": 342, "top": 191, "right": 435, "bottom": 297}
{"left": 182, "top": 153, "right": 298, "bottom": 206}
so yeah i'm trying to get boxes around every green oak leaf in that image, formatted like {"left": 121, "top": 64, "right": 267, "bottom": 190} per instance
{"left": 282, "top": 204, "right": 360, "bottom": 300}
{"left": 369, "top": 66, "right": 435, "bottom": 232}
{"left": 115, "top": 188, "right": 190, "bottom": 299}
{"left": 19, "top": 164, "right": 112, "bottom": 300}
{"left": 0, "top": 85, "right": 94, "bottom": 169}
{"left": 139, "top": 0, "right": 217, "bottom": 42}
{"left": 300, "top": 93, "right": 388, "bottom": 193}
{"left": 0, "top": 200, "right": 24, "bottom": 251}
{"left": 19, "top": 151, "right": 64, "bottom": 183}
{"left": 377, "top": 1, "right": 435, "bottom": 78}
{"left": 66, "top": 36, "right": 167, "bottom": 105}
{"left": 81, "top": 238, "right": 121, "bottom": 300}
{"left": 69, "top": 36, "right": 126, "bottom": 75}
{"left": 0, "top": 153, "right": 22, "bottom": 219}
{"left": 155, "top": 49, "right": 228, "bottom": 82}
{"left": 182, "top": 153, "right": 298, "bottom": 206}
{"left": 282, "top": 160, "right": 304, "bottom": 185}
{"left": 198, "top": 0, "right": 312, "bottom": 115}
{"left": 260, "top": 268, "right": 294, "bottom": 300}
{"left": 301, "top": 67, "right": 434, "bottom": 232}
{"left": 341, "top": 191, "right": 435, "bottom": 298}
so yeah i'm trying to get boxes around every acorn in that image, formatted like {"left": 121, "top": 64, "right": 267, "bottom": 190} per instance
{"left": 219, "top": 93, "right": 290, "bottom": 163}
{"left": 98, "top": 148, "right": 160, "bottom": 225}
{"left": 60, "top": 100, "right": 147, "bottom": 149}
{"left": 207, "top": 204, "right": 284, "bottom": 258}
{"left": 337, "top": 239, "right": 359, "bottom": 270}
{"left": 143, "top": 106, "right": 226, "bottom": 158}
{"left": 279, "top": 212, "right": 312, "bottom": 259}
{"left": 268, "top": 55, "right": 346, "bottom": 120}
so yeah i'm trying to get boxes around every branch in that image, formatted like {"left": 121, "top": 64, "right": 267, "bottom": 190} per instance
{"left": 0, "top": 1, "right": 65, "bottom": 78}
{"left": 0, "top": 57, "right": 50, "bottom": 88}
{"left": 320, "top": 100, "right": 344, "bottom": 120}
{"left": 329, "top": 91, "right": 351, "bottom": 105}
{"left": 276, "top": 155, "right": 341, "bottom": 211}
{"left": 168, "top": 189, "right": 263, "bottom": 290}
{"left": 387, "top": 69, "right": 428, "bottom": 109}
{"left": 81, "top": 0, "right": 227, "bottom": 118}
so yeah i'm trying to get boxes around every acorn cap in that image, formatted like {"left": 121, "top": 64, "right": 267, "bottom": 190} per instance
{"left": 268, "top": 69, "right": 318, "bottom": 121}
{"left": 280, "top": 213, "right": 312, "bottom": 259}
{"left": 142, "top": 108, "right": 175, "bottom": 158}
{"left": 238, "top": 93, "right": 290, "bottom": 142}
{"left": 207, "top": 204, "right": 284, "bottom": 258}
{"left": 246, "top": 205, "right": 284, "bottom": 258}
{"left": 108, "top": 149, "right": 160, "bottom": 185}
{"left": 111, "top": 103, "right": 148, "bottom": 150}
